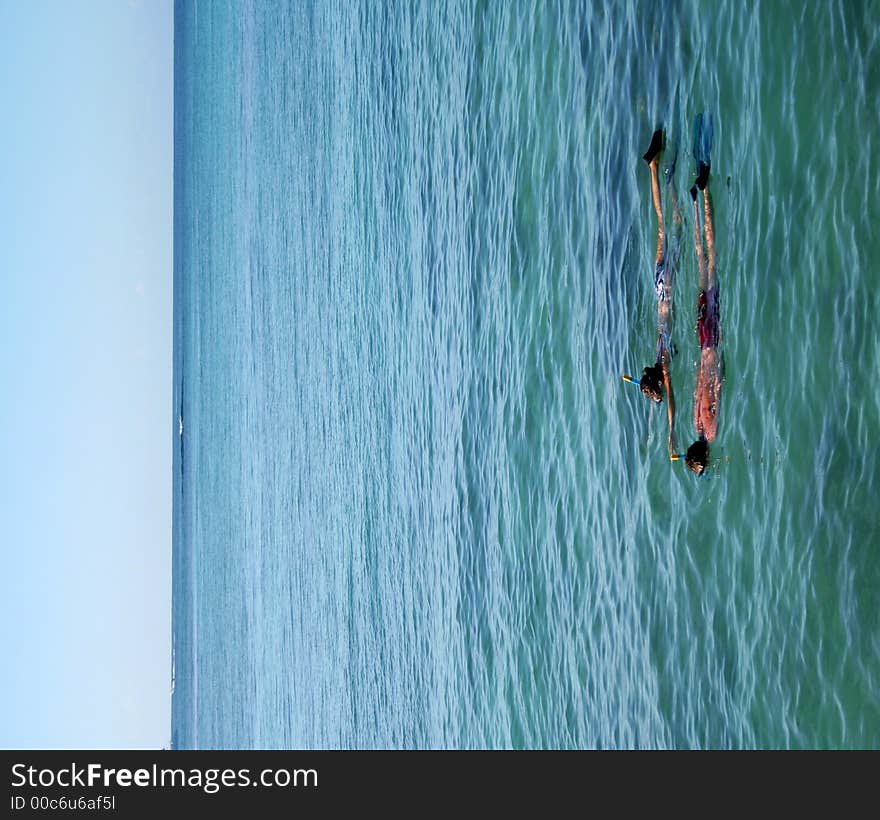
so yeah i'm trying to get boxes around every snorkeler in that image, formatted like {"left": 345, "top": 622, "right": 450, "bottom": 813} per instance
{"left": 622, "top": 127, "right": 682, "bottom": 456}
{"left": 679, "top": 113, "right": 720, "bottom": 475}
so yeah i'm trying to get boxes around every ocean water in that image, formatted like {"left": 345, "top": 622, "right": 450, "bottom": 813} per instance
{"left": 171, "top": 0, "right": 880, "bottom": 749}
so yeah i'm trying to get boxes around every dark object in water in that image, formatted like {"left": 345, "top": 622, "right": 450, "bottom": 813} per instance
{"left": 684, "top": 437, "right": 709, "bottom": 475}
{"left": 695, "top": 161, "right": 711, "bottom": 190}
{"left": 642, "top": 129, "right": 664, "bottom": 164}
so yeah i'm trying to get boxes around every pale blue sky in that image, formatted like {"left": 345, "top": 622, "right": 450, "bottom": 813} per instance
{"left": 1, "top": 0, "right": 173, "bottom": 748}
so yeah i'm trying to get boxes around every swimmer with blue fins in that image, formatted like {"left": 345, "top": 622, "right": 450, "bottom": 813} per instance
{"left": 622, "top": 126, "right": 682, "bottom": 457}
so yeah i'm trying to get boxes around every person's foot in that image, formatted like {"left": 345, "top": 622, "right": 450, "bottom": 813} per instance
{"left": 642, "top": 129, "right": 665, "bottom": 164}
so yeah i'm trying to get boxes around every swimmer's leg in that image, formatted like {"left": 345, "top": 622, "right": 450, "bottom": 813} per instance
{"left": 702, "top": 185, "right": 716, "bottom": 291}
{"left": 658, "top": 176, "right": 680, "bottom": 359}
{"left": 690, "top": 113, "right": 712, "bottom": 292}
{"left": 643, "top": 129, "right": 666, "bottom": 265}
{"left": 690, "top": 184, "right": 707, "bottom": 293}
{"left": 650, "top": 158, "right": 665, "bottom": 265}
{"left": 666, "top": 162, "right": 682, "bottom": 298}
{"left": 661, "top": 113, "right": 681, "bottom": 362}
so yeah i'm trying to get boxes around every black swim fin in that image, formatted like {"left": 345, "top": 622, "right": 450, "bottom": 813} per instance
{"left": 642, "top": 129, "right": 665, "bottom": 164}
{"left": 695, "top": 161, "right": 711, "bottom": 190}
{"left": 692, "top": 112, "right": 713, "bottom": 188}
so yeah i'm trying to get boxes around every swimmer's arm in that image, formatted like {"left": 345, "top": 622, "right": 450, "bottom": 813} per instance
{"left": 693, "top": 361, "right": 713, "bottom": 442}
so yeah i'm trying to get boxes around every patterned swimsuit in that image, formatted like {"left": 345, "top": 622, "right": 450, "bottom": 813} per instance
{"left": 697, "top": 286, "right": 719, "bottom": 349}
{"left": 654, "top": 258, "right": 672, "bottom": 362}
{"left": 654, "top": 259, "right": 670, "bottom": 303}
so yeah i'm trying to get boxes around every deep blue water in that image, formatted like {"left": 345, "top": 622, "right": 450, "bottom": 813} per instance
{"left": 172, "top": 0, "right": 880, "bottom": 749}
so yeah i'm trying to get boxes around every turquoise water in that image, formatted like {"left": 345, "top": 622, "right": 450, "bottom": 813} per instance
{"left": 172, "top": 0, "right": 880, "bottom": 748}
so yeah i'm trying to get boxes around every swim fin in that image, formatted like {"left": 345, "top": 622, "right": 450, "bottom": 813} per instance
{"left": 696, "top": 161, "right": 710, "bottom": 190}
{"left": 642, "top": 129, "right": 665, "bottom": 164}
{"left": 692, "top": 112, "right": 713, "bottom": 186}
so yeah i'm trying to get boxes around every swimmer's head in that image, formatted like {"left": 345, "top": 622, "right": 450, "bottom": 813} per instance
{"left": 684, "top": 438, "right": 709, "bottom": 475}
{"left": 639, "top": 363, "right": 664, "bottom": 403}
